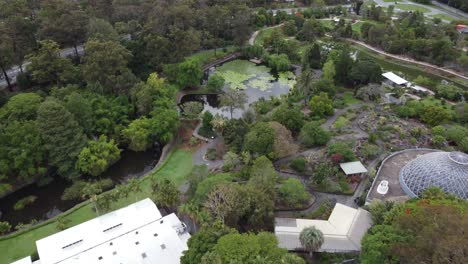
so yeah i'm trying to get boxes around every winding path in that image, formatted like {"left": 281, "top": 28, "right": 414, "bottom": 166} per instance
{"left": 345, "top": 38, "right": 468, "bottom": 81}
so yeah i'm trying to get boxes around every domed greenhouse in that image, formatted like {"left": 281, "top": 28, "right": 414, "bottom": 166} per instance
{"left": 399, "top": 151, "right": 468, "bottom": 200}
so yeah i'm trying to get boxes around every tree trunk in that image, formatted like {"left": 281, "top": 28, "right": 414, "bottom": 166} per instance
{"left": 19, "top": 64, "right": 24, "bottom": 74}
{"left": 1, "top": 65, "right": 13, "bottom": 92}
{"left": 74, "top": 44, "right": 79, "bottom": 57}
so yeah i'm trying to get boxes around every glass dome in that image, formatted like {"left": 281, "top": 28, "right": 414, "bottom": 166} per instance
{"left": 399, "top": 151, "right": 468, "bottom": 199}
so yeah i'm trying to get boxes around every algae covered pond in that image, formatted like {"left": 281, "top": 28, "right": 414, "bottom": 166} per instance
{"left": 185, "top": 60, "right": 296, "bottom": 118}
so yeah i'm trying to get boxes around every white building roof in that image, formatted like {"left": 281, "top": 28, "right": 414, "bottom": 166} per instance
{"left": 11, "top": 256, "right": 32, "bottom": 264}
{"left": 33, "top": 198, "right": 189, "bottom": 264}
{"left": 340, "top": 161, "right": 368, "bottom": 175}
{"left": 275, "top": 203, "right": 372, "bottom": 252}
{"left": 382, "top": 72, "right": 408, "bottom": 85}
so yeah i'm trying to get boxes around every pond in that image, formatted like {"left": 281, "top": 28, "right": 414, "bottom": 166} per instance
{"left": 0, "top": 146, "right": 161, "bottom": 227}
{"left": 181, "top": 60, "right": 297, "bottom": 119}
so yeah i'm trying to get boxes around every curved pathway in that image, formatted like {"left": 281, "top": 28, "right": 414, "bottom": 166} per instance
{"left": 345, "top": 38, "right": 468, "bottom": 81}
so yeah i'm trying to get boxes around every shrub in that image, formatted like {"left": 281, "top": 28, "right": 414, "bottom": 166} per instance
{"left": 360, "top": 142, "right": 381, "bottom": 159}
{"left": 318, "top": 178, "right": 341, "bottom": 193}
{"left": 206, "top": 148, "right": 217, "bottom": 160}
{"left": 278, "top": 178, "right": 310, "bottom": 208}
{"left": 290, "top": 157, "right": 306, "bottom": 174}
{"left": 327, "top": 141, "right": 356, "bottom": 162}
{"left": 432, "top": 135, "right": 446, "bottom": 147}
{"left": 207, "top": 75, "right": 225, "bottom": 92}
{"left": 299, "top": 121, "right": 331, "bottom": 147}
{"left": 0, "top": 221, "right": 12, "bottom": 235}
{"left": 13, "top": 195, "right": 38, "bottom": 210}
{"left": 181, "top": 101, "right": 204, "bottom": 119}
{"left": 432, "top": 125, "right": 446, "bottom": 136}
{"left": 313, "top": 163, "right": 338, "bottom": 184}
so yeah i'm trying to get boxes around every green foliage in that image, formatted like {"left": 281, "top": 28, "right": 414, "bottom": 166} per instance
{"left": 131, "top": 73, "right": 175, "bottom": 116}
{"left": 435, "top": 84, "right": 464, "bottom": 102}
{"left": 303, "top": 43, "right": 321, "bottom": 69}
{"left": 83, "top": 39, "right": 136, "bottom": 94}
{"left": 360, "top": 142, "right": 381, "bottom": 159}
{"left": 278, "top": 178, "right": 310, "bottom": 208}
{"left": 290, "top": 157, "right": 306, "bottom": 174}
{"left": 13, "top": 195, "right": 37, "bottom": 210}
{"left": 0, "top": 221, "right": 11, "bottom": 235}
{"left": 421, "top": 105, "right": 451, "bottom": 126}
{"left": 333, "top": 116, "right": 350, "bottom": 132}
{"left": 327, "top": 141, "right": 356, "bottom": 162}
{"left": 219, "top": 89, "right": 247, "bottom": 118}
{"left": 181, "top": 225, "right": 234, "bottom": 264}
{"left": 64, "top": 92, "right": 94, "bottom": 134}
{"left": 122, "top": 117, "right": 152, "bottom": 151}
{"left": 0, "top": 93, "right": 43, "bottom": 121}
{"left": 61, "top": 179, "right": 114, "bottom": 201}
{"left": 244, "top": 122, "right": 275, "bottom": 157}
{"left": 299, "top": 121, "right": 331, "bottom": 147}
{"left": 0, "top": 120, "right": 46, "bottom": 181}
{"left": 299, "top": 226, "right": 324, "bottom": 254}
{"left": 431, "top": 135, "right": 446, "bottom": 147}
{"left": 37, "top": 98, "right": 86, "bottom": 179}
{"left": 243, "top": 45, "right": 265, "bottom": 59}
{"left": 309, "top": 92, "right": 334, "bottom": 117}
{"left": 361, "top": 190, "right": 467, "bottom": 264}
{"left": 272, "top": 106, "right": 304, "bottom": 133}
{"left": 181, "top": 102, "right": 204, "bottom": 119}
{"left": 222, "top": 119, "right": 249, "bottom": 153}
{"left": 193, "top": 173, "right": 233, "bottom": 205}
{"left": 210, "top": 232, "right": 294, "bottom": 263}
{"left": 151, "top": 178, "right": 180, "bottom": 209}
{"left": 177, "top": 58, "right": 203, "bottom": 88}
{"left": 27, "top": 40, "right": 78, "bottom": 85}
{"left": 265, "top": 54, "right": 291, "bottom": 72}
{"left": 313, "top": 163, "right": 338, "bottom": 185}
{"left": 77, "top": 135, "right": 121, "bottom": 177}
{"left": 350, "top": 57, "right": 382, "bottom": 85}
{"left": 207, "top": 75, "right": 225, "bottom": 93}
{"left": 249, "top": 156, "right": 278, "bottom": 193}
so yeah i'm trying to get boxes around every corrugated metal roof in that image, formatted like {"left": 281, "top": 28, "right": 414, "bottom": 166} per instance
{"left": 382, "top": 72, "right": 408, "bottom": 85}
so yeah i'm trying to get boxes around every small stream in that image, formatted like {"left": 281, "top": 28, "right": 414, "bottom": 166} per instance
{"left": 0, "top": 146, "right": 161, "bottom": 227}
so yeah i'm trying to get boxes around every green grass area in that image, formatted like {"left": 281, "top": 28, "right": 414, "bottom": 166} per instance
{"left": 320, "top": 20, "right": 335, "bottom": 30}
{"left": 351, "top": 45, "right": 468, "bottom": 89}
{"left": 188, "top": 46, "right": 237, "bottom": 65}
{"left": 255, "top": 26, "right": 281, "bottom": 46}
{"left": 351, "top": 21, "right": 365, "bottom": 33}
{"left": 395, "top": 3, "right": 430, "bottom": 13}
{"left": 383, "top": 0, "right": 401, "bottom": 2}
{"left": 342, "top": 91, "right": 362, "bottom": 106}
{"left": 432, "top": 13, "right": 455, "bottom": 22}
{"left": 0, "top": 149, "right": 193, "bottom": 263}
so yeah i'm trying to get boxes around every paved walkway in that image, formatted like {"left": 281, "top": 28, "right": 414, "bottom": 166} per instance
{"left": 373, "top": 0, "right": 466, "bottom": 20}
{"left": 248, "top": 23, "right": 284, "bottom": 45}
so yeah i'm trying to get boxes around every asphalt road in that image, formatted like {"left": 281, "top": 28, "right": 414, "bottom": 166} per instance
{"left": 0, "top": 46, "right": 85, "bottom": 88}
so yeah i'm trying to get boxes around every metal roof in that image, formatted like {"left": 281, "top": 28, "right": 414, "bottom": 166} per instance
{"left": 275, "top": 203, "right": 372, "bottom": 252}
{"left": 382, "top": 72, "right": 408, "bottom": 85}
{"left": 32, "top": 198, "right": 189, "bottom": 264}
{"left": 340, "top": 161, "right": 368, "bottom": 175}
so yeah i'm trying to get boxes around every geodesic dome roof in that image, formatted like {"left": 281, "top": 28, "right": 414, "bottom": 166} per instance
{"left": 399, "top": 151, "right": 468, "bottom": 200}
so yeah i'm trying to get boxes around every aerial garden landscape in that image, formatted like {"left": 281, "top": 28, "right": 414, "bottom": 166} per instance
{"left": 0, "top": 0, "right": 467, "bottom": 263}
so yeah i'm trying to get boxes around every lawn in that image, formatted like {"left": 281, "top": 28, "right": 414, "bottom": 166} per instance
{"left": 255, "top": 26, "right": 281, "bottom": 45}
{"left": 188, "top": 46, "right": 237, "bottom": 65}
{"left": 432, "top": 13, "right": 455, "bottom": 21}
{"left": 395, "top": 3, "right": 430, "bottom": 13}
{"left": 0, "top": 149, "right": 193, "bottom": 263}
{"left": 342, "top": 91, "right": 362, "bottom": 106}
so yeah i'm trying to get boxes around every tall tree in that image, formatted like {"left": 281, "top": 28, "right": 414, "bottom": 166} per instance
{"left": 303, "top": 43, "right": 321, "bottom": 69}
{"left": 27, "top": 40, "right": 78, "bottom": 85}
{"left": 37, "top": 98, "right": 86, "bottom": 179}
{"left": 219, "top": 89, "right": 247, "bottom": 119}
{"left": 76, "top": 135, "right": 121, "bottom": 177}
{"left": 82, "top": 39, "right": 136, "bottom": 94}
{"left": 38, "top": 0, "right": 89, "bottom": 56}
{"left": 151, "top": 178, "right": 180, "bottom": 211}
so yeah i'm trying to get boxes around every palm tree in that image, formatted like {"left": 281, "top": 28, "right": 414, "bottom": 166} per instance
{"left": 299, "top": 226, "right": 324, "bottom": 258}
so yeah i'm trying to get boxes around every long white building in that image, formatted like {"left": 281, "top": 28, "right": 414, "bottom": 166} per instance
{"left": 12, "top": 199, "right": 190, "bottom": 264}
{"left": 275, "top": 203, "right": 372, "bottom": 253}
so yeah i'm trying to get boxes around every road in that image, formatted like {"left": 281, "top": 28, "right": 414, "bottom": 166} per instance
{"left": 1, "top": 46, "right": 85, "bottom": 88}
{"left": 346, "top": 38, "right": 468, "bottom": 81}
{"left": 372, "top": 0, "right": 467, "bottom": 20}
